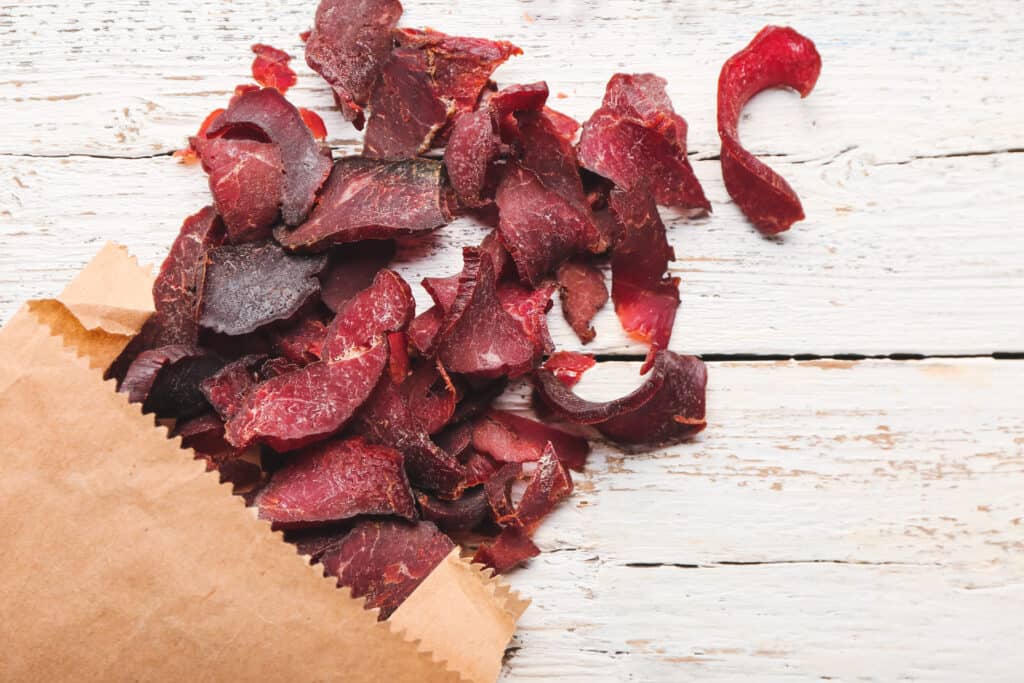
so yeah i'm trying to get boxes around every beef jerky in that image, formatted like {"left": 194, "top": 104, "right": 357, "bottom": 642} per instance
{"left": 225, "top": 338, "right": 387, "bottom": 452}
{"left": 251, "top": 43, "right": 297, "bottom": 93}
{"left": 608, "top": 187, "right": 678, "bottom": 367}
{"left": 121, "top": 344, "right": 224, "bottom": 420}
{"left": 416, "top": 487, "right": 489, "bottom": 533}
{"left": 402, "top": 359, "right": 458, "bottom": 434}
{"left": 541, "top": 106, "right": 580, "bottom": 143}
{"left": 174, "top": 107, "right": 227, "bottom": 164}
{"left": 363, "top": 48, "right": 451, "bottom": 160}
{"left": 483, "top": 462, "right": 522, "bottom": 522}
{"left": 472, "top": 409, "right": 590, "bottom": 472}
{"left": 388, "top": 331, "right": 411, "bottom": 384}
{"left": 318, "top": 240, "right": 396, "bottom": 312}
{"left": 502, "top": 443, "right": 572, "bottom": 532}
{"left": 496, "top": 280, "right": 556, "bottom": 358}
{"left": 200, "top": 354, "right": 266, "bottom": 421}
{"left": 408, "top": 305, "right": 444, "bottom": 356}
{"left": 207, "top": 88, "right": 333, "bottom": 225}
{"left": 718, "top": 26, "right": 821, "bottom": 234}
{"left": 435, "top": 248, "right": 535, "bottom": 378}
{"left": 490, "top": 81, "right": 549, "bottom": 142}
{"left": 460, "top": 450, "right": 500, "bottom": 489}
{"left": 305, "top": 0, "right": 403, "bottom": 128}
{"left": 421, "top": 271, "right": 460, "bottom": 312}
{"left": 286, "top": 527, "right": 352, "bottom": 563}
{"left": 169, "top": 412, "right": 231, "bottom": 455}
{"left": 199, "top": 455, "right": 265, "bottom": 492}
{"left": 269, "top": 309, "right": 329, "bottom": 365}
{"left": 434, "top": 421, "right": 473, "bottom": 460}
{"left": 542, "top": 351, "right": 596, "bottom": 388}
{"left": 299, "top": 108, "right": 328, "bottom": 140}
{"left": 256, "top": 437, "right": 417, "bottom": 524}
{"left": 275, "top": 157, "right": 450, "bottom": 252}
{"left": 443, "top": 108, "right": 499, "bottom": 207}
{"left": 323, "top": 269, "right": 414, "bottom": 360}
{"left": 556, "top": 258, "right": 608, "bottom": 344}
{"left": 320, "top": 519, "right": 455, "bottom": 620}
{"left": 197, "top": 241, "right": 327, "bottom": 336}
{"left": 472, "top": 527, "right": 540, "bottom": 574}
{"left": 194, "top": 137, "right": 283, "bottom": 244}
{"left": 602, "top": 73, "right": 688, "bottom": 146}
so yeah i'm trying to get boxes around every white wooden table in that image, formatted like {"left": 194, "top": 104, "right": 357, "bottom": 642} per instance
{"left": 2, "top": 1, "right": 1022, "bottom": 680}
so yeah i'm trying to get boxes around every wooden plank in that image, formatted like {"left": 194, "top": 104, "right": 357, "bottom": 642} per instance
{"left": 492, "top": 358, "right": 1024, "bottom": 680}
{"left": 2, "top": 152, "right": 1022, "bottom": 354}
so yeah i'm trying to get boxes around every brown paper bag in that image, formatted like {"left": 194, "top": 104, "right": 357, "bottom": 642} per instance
{"left": 0, "top": 244, "right": 527, "bottom": 683}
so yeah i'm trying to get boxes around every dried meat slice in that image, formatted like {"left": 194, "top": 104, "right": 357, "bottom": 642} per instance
{"left": 121, "top": 344, "right": 225, "bottom": 419}
{"left": 200, "top": 354, "right": 265, "bottom": 421}
{"left": 207, "top": 88, "right": 333, "bottom": 226}
{"left": 718, "top": 26, "right": 821, "bottom": 234}
{"left": 542, "top": 107, "right": 580, "bottom": 143}
{"left": 170, "top": 412, "right": 231, "bottom": 455}
{"left": 251, "top": 43, "right": 297, "bottom": 93}
{"left": 533, "top": 351, "right": 665, "bottom": 424}
{"left": 408, "top": 305, "right": 444, "bottom": 356}
{"left": 443, "top": 107, "right": 499, "bottom": 207}
{"left": 471, "top": 409, "right": 590, "bottom": 471}
{"left": 305, "top": 0, "right": 402, "bottom": 128}
{"left": 224, "top": 338, "right": 387, "bottom": 452}
{"left": 193, "top": 137, "right": 283, "bottom": 244}
{"left": 473, "top": 527, "right": 540, "bottom": 573}
{"left": 490, "top": 81, "right": 549, "bottom": 142}
{"left": 556, "top": 258, "right": 608, "bottom": 344}
{"left": 275, "top": 157, "right": 450, "bottom": 251}
{"left": 318, "top": 240, "right": 396, "bottom": 312}
{"left": 542, "top": 351, "right": 596, "bottom": 388}
{"left": 270, "top": 309, "right": 329, "bottom": 365}
{"left": 496, "top": 280, "right": 556, "bottom": 358}
{"left": 256, "top": 437, "right": 417, "bottom": 524}
{"left": 602, "top": 73, "right": 688, "bottom": 148}
{"left": 484, "top": 462, "right": 522, "bottom": 521}
{"left": 435, "top": 247, "right": 535, "bottom": 378}
{"left": 416, "top": 487, "right": 489, "bottom": 533}
{"left": 197, "top": 241, "right": 327, "bottom": 336}
{"left": 401, "top": 359, "right": 458, "bottom": 434}
{"left": 501, "top": 443, "right": 572, "bottom": 532}
{"left": 322, "top": 269, "right": 414, "bottom": 360}
{"left": 320, "top": 519, "right": 455, "bottom": 620}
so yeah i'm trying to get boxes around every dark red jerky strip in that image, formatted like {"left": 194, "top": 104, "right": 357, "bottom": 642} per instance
{"left": 718, "top": 26, "right": 821, "bottom": 234}
{"left": 502, "top": 443, "right": 572, "bottom": 532}
{"left": 120, "top": 344, "right": 222, "bottom": 419}
{"left": 207, "top": 88, "right": 333, "bottom": 226}
{"left": 542, "top": 351, "right": 596, "bottom": 389}
{"left": 472, "top": 527, "right": 540, "bottom": 574}
{"left": 435, "top": 248, "right": 535, "bottom": 379}
{"left": 269, "top": 309, "right": 329, "bottom": 366}
{"left": 170, "top": 412, "right": 231, "bottom": 455}
{"left": 197, "top": 241, "right": 327, "bottom": 336}
{"left": 422, "top": 231, "right": 512, "bottom": 314}
{"left": 320, "top": 519, "right": 455, "bottom": 620}
{"left": 193, "top": 137, "right": 282, "bottom": 244}
{"left": 408, "top": 305, "right": 444, "bottom": 356}
{"left": 608, "top": 187, "right": 679, "bottom": 366}
{"left": 318, "top": 240, "right": 396, "bottom": 313}
{"left": 471, "top": 409, "right": 590, "bottom": 472}
{"left": 363, "top": 48, "right": 450, "bottom": 160}
{"left": 416, "top": 487, "right": 489, "bottom": 533}
{"left": 422, "top": 271, "right": 460, "bottom": 312}
{"left": 484, "top": 462, "right": 522, "bottom": 522}
{"left": 304, "top": 0, "right": 402, "bottom": 128}
{"left": 497, "top": 280, "right": 557, "bottom": 358}
{"left": 174, "top": 107, "right": 226, "bottom": 164}
{"left": 275, "top": 157, "right": 450, "bottom": 252}
{"left": 401, "top": 359, "right": 458, "bottom": 435}
{"left": 533, "top": 351, "right": 664, "bottom": 424}
{"left": 556, "top": 258, "right": 608, "bottom": 344}
{"left": 444, "top": 108, "right": 499, "bottom": 207}
{"left": 251, "top": 43, "right": 297, "bottom": 93}
{"left": 256, "top": 437, "right": 417, "bottom": 524}
{"left": 200, "top": 354, "right": 265, "bottom": 421}
{"left": 299, "top": 108, "right": 328, "bottom": 140}
{"left": 595, "top": 352, "right": 707, "bottom": 447}
{"left": 323, "top": 269, "right": 414, "bottom": 360}
{"left": 224, "top": 338, "right": 387, "bottom": 452}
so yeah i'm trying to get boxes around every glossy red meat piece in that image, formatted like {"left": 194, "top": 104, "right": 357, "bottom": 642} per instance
{"left": 270, "top": 309, "right": 329, "bottom": 365}
{"left": 200, "top": 354, "right": 265, "bottom": 421}
{"left": 450, "top": 376, "right": 508, "bottom": 425}
{"left": 472, "top": 409, "right": 590, "bottom": 472}
{"left": 595, "top": 351, "right": 707, "bottom": 446}
{"left": 322, "top": 269, "right": 414, "bottom": 360}
{"left": 251, "top": 43, "right": 297, "bottom": 93}
{"left": 256, "top": 437, "right": 417, "bottom": 524}
{"left": 299, "top": 108, "right": 328, "bottom": 140}
{"left": 484, "top": 462, "right": 522, "bottom": 521}
{"left": 287, "top": 527, "right": 350, "bottom": 563}
{"left": 320, "top": 519, "right": 454, "bottom": 620}
{"left": 363, "top": 48, "right": 450, "bottom": 160}
{"left": 402, "top": 360, "right": 458, "bottom": 434}
{"left": 121, "top": 344, "right": 225, "bottom": 419}
{"left": 193, "top": 137, "right": 282, "bottom": 244}
{"left": 408, "top": 305, "right": 444, "bottom": 356}
{"left": 304, "top": 0, "right": 402, "bottom": 128}
{"left": 556, "top": 258, "right": 608, "bottom": 344}
{"left": 318, "top": 240, "right": 396, "bottom": 312}
{"left": 435, "top": 248, "right": 535, "bottom": 378}
{"left": 224, "top": 338, "right": 387, "bottom": 452}
{"left": 496, "top": 280, "right": 556, "bottom": 357}
{"left": 421, "top": 272, "right": 460, "bottom": 312}
{"left": 275, "top": 157, "right": 450, "bottom": 251}
{"left": 718, "top": 26, "right": 821, "bottom": 234}
{"left": 503, "top": 443, "right": 572, "bottom": 532}
{"left": 207, "top": 88, "right": 333, "bottom": 226}
{"left": 472, "top": 527, "right": 539, "bottom": 574}
{"left": 443, "top": 108, "right": 499, "bottom": 207}
{"left": 417, "top": 487, "right": 489, "bottom": 533}
{"left": 542, "top": 351, "right": 595, "bottom": 388}
{"left": 608, "top": 188, "right": 678, "bottom": 365}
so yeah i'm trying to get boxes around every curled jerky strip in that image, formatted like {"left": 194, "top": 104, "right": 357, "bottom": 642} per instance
{"left": 717, "top": 26, "right": 822, "bottom": 234}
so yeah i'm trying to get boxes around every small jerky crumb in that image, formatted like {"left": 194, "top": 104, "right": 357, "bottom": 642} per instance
{"left": 473, "top": 527, "right": 540, "bottom": 573}
{"left": 543, "top": 351, "right": 596, "bottom": 388}
{"left": 556, "top": 258, "right": 609, "bottom": 344}
{"left": 251, "top": 43, "right": 298, "bottom": 93}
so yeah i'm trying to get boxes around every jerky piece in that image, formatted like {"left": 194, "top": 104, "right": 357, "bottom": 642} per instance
{"left": 121, "top": 344, "right": 224, "bottom": 420}
{"left": 718, "top": 26, "right": 821, "bottom": 234}
{"left": 305, "top": 0, "right": 402, "bottom": 128}
{"left": 416, "top": 487, "right": 489, "bottom": 533}
{"left": 421, "top": 272, "right": 460, "bottom": 312}
{"left": 299, "top": 108, "right": 329, "bottom": 140}
{"left": 422, "top": 230, "right": 511, "bottom": 313}
{"left": 200, "top": 455, "right": 265, "bottom": 492}
{"left": 503, "top": 444, "right": 573, "bottom": 532}
{"left": 472, "top": 409, "right": 590, "bottom": 472}
{"left": 461, "top": 451, "right": 500, "bottom": 489}
{"left": 225, "top": 338, "right": 387, "bottom": 452}
{"left": 270, "top": 309, "right": 329, "bottom": 365}
{"left": 363, "top": 48, "right": 451, "bottom": 160}
{"left": 490, "top": 81, "right": 549, "bottom": 142}
{"left": 251, "top": 43, "right": 297, "bottom": 93}
{"left": 602, "top": 73, "right": 688, "bottom": 146}
{"left": 323, "top": 269, "right": 414, "bottom": 360}
{"left": 275, "top": 157, "right": 450, "bottom": 252}
{"left": 256, "top": 437, "right": 417, "bottom": 524}
{"left": 193, "top": 137, "right": 283, "bottom": 244}
{"left": 484, "top": 462, "right": 523, "bottom": 522}
{"left": 320, "top": 519, "right": 455, "bottom": 620}
{"left": 542, "top": 351, "right": 596, "bottom": 388}
{"left": 595, "top": 351, "right": 707, "bottom": 447}
{"left": 472, "top": 527, "right": 540, "bottom": 574}
{"left": 402, "top": 360, "right": 458, "bottom": 434}
{"left": 319, "top": 240, "right": 396, "bottom": 312}
{"left": 355, "top": 376, "right": 465, "bottom": 497}
{"left": 287, "top": 527, "right": 352, "bottom": 563}
{"left": 434, "top": 421, "right": 474, "bottom": 460}
{"left": 408, "top": 305, "right": 444, "bottom": 356}
{"left": 496, "top": 280, "right": 556, "bottom": 358}
{"left": 435, "top": 248, "right": 535, "bottom": 379}
{"left": 444, "top": 108, "right": 499, "bottom": 207}
{"left": 542, "top": 107, "right": 581, "bottom": 143}
{"left": 200, "top": 354, "right": 265, "bottom": 421}
{"left": 197, "top": 241, "right": 327, "bottom": 336}
{"left": 556, "top": 258, "right": 608, "bottom": 344}
{"left": 608, "top": 188, "right": 678, "bottom": 367}
{"left": 170, "top": 412, "right": 231, "bottom": 455}
{"left": 207, "top": 88, "right": 333, "bottom": 226}
{"left": 174, "top": 108, "right": 227, "bottom": 164}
